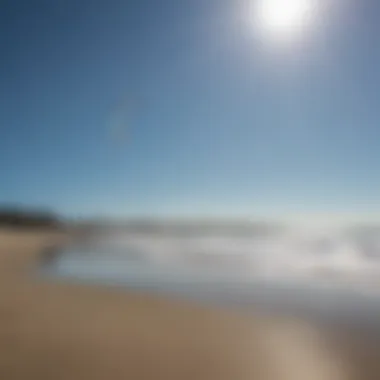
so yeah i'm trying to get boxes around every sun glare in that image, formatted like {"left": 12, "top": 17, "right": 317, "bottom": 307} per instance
{"left": 254, "top": 0, "right": 315, "bottom": 39}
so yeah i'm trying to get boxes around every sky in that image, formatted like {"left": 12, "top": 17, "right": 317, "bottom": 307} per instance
{"left": 1, "top": 0, "right": 380, "bottom": 219}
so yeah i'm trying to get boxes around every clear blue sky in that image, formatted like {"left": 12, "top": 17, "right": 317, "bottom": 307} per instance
{"left": 1, "top": 0, "right": 380, "bottom": 218}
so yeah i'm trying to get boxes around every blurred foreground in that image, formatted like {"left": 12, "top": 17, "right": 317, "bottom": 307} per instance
{"left": 0, "top": 228, "right": 379, "bottom": 379}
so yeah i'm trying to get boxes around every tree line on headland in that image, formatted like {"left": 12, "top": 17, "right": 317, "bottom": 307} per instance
{"left": 0, "top": 206, "right": 62, "bottom": 229}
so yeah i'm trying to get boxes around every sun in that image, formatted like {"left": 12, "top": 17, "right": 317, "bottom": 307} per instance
{"left": 253, "top": 0, "right": 314, "bottom": 39}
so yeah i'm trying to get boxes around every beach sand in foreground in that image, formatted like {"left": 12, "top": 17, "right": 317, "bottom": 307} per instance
{"left": 0, "top": 229, "right": 376, "bottom": 380}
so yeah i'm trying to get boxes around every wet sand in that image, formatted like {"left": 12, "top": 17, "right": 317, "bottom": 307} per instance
{"left": 0, "top": 229, "right": 376, "bottom": 379}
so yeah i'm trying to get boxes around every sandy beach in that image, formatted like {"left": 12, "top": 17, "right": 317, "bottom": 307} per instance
{"left": 0, "top": 229, "right": 378, "bottom": 380}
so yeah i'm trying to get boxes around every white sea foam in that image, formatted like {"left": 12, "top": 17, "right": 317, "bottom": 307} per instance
{"left": 51, "top": 222, "right": 380, "bottom": 289}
